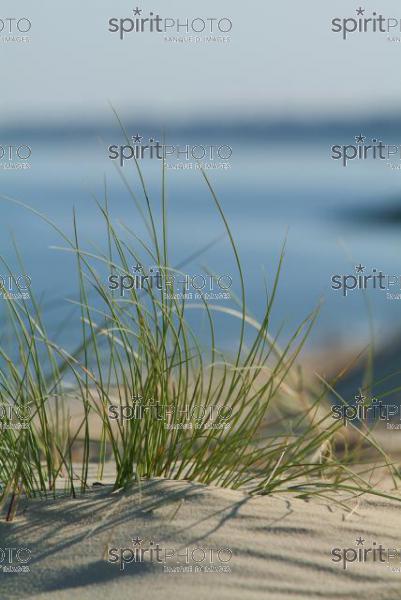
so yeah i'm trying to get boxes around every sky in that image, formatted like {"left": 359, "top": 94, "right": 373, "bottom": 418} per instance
{"left": 1, "top": 0, "right": 401, "bottom": 124}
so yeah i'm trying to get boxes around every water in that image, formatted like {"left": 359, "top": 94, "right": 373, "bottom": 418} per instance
{"left": 1, "top": 124, "right": 401, "bottom": 355}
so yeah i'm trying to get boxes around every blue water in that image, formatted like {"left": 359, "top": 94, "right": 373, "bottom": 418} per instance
{"left": 1, "top": 126, "right": 401, "bottom": 355}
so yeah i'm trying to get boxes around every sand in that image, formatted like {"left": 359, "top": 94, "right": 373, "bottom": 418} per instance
{"left": 1, "top": 475, "right": 401, "bottom": 600}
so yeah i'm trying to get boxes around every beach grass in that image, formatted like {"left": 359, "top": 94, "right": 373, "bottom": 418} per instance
{"left": 0, "top": 132, "right": 399, "bottom": 520}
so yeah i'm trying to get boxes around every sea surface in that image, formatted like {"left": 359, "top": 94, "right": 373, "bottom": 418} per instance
{"left": 1, "top": 121, "right": 401, "bottom": 356}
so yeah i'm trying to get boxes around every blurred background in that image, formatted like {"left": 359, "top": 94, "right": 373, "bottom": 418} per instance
{"left": 1, "top": 0, "right": 401, "bottom": 362}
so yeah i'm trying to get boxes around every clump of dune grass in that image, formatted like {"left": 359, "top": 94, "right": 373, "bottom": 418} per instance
{"left": 0, "top": 130, "right": 399, "bottom": 520}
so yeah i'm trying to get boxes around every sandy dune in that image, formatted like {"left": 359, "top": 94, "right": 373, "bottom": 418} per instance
{"left": 1, "top": 476, "right": 401, "bottom": 600}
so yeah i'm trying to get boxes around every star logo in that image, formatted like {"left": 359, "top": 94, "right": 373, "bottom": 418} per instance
{"left": 132, "top": 536, "right": 143, "bottom": 546}
{"left": 356, "top": 7, "right": 365, "bottom": 16}
{"left": 355, "top": 391, "right": 366, "bottom": 405}
{"left": 355, "top": 264, "right": 365, "bottom": 273}
{"left": 132, "top": 134, "right": 143, "bottom": 144}
{"left": 133, "top": 264, "right": 143, "bottom": 273}
{"left": 356, "top": 536, "right": 365, "bottom": 546}
{"left": 133, "top": 7, "right": 142, "bottom": 16}
{"left": 355, "top": 134, "right": 365, "bottom": 144}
